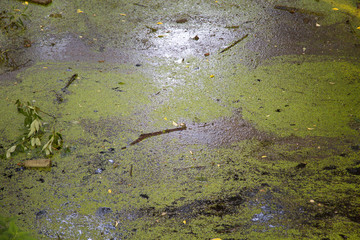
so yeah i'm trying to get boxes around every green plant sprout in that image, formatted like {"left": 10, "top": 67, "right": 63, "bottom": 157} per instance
{"left": 0, "top": 215, "right": 37, "bottom": 240}
{"left": 6, "top": 100, "right": 63, "bottom": 159}
{"left": 0, "top": 5, "right": 30, "bottom": 32}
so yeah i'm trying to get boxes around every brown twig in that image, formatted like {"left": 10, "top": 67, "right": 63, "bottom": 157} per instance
{"left": 122, "top": 124, "right": 187, "bottom": 149}
{"left": 220, "top": 34, "right": 249, "bottom": 53}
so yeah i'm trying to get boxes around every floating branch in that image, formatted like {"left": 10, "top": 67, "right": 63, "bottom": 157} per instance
{"left": 62, "top": 74, "right": 78, "bottom": 92}
{"left": 274, "top": 5, "right": 324, "bottom": 16}
{"left": 122, "top": 124, "right": 187, "bottom": 149}
{"left": 220, "top": 34, "right": 249, "bottom": 53}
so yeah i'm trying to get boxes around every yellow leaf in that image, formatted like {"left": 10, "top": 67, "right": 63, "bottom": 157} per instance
{"left": 261, "top": 155, "right": 267, "bottom": 158}
{"left": 210, "top": 75, "right": 215, "bottom": 78}
{"left": 164, "top": 117, "right": 167, "bottom": 120}
{"left": 23, "top": 1, "right": 29, "bottom": 5}
{"left": 357, "top": 27, "right": 360, "bottom": 30}
{"left": 108, "top": 189, "right": 112, "bottom": 193}
{"left": 211, "top": 238, "right": 222, "bottom": 240}
{"left": 120, "top": 13, "right": 126, "bottom": 16}
{"left": 77, "top": 9, "right": 84, "bottom": 13}
{"left": 332, "top": 8, "right": 339, "bottom": 11}
{"left": 307, "top": 128, "right": 314, "bottom": 130}
{"left": 157, "top": 22, "right": 163, "bottom": 25}
{"left": 183, "top": 220, "right": 186, "bottom": 224}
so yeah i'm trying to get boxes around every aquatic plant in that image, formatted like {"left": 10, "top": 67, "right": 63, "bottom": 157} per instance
{"left": 6, "top": 100, "right": 63, "bottom": 159}
{"left": 0, "top": 215, "right": 36, "bottom": 240}
{"left": 0, "top": 4, "right": 29, "bottom": 33}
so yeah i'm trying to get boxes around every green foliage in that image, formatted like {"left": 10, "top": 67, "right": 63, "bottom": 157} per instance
{"left": 0, "top": 5, "right": 29, "bottom": 33}
{"left": 6, "top": 100, "right": 63, "bottom": 159}
{"left": 0, "top": 216, "right": 37, "bottom": 240}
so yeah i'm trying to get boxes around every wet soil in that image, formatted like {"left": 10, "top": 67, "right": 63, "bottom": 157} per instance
{"left": 0, "top": 0, "right": 360, "bottom": 239}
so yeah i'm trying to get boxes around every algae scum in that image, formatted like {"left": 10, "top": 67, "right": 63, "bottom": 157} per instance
{"left": 1, "top": 0, "right": 360, "bottom": 239}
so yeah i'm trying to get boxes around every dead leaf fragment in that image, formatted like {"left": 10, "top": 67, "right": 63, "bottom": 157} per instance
{"left": 157, "top": 22, "right": 163, "bottom": 25}
{"left": 176, "top": 18, "right": 188, "bottom": 23}
{"left": 23, "top": 159, "right": 51, "bottom": 168}
{"left": 77, "top": 9, "right": 84, "bottom": 13}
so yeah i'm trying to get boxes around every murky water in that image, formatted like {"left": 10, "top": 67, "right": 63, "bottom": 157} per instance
{"left": 0, "top": 0, "right": 360, "bottom": 239}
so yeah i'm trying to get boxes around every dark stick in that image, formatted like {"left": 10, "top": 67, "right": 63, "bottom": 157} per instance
{"left": 220, "top": 34, "right": 249, "bottom": 53}
{"left": 121, "top": 124, "right": 187, "bottom": 149}
{"left": 62, "top": 74, "right": 78, "bottom": 91}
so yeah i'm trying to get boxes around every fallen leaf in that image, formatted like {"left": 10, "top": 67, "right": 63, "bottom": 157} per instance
{"left": 211, "top": 238, "right": 222, "bottom": 240}
{"left": 172, "top": 121, "right": 178, "bottom": 126}
{"left": 357, "top": 27, "right": 360, "bottom": 30}
{"left": 108, "top": 189, "right": 112, "bottom": 193}
{"left": 23, "top": 159, "right": 51, "bottom": 168}
{"left": 261, "top": 155, "right": 267, "bottom": 158}
{"left": 164, "top": 117, "right": 167, "bottom": 120}
{"left": 307, "top": 128, "right": 314, "bottom": 130}
{"left": 316, "top": 23, "right": 320, "bottom": 27}
{"left": 77, "top": 9, "right": 84, "bottom": 13}
{"left": 157, "top": 22, "right": 163, "bottom": 25}
{"left": 120, "top": 13, "right": 126, "bottom": 16}
{"left": 309, "top": 199, "right": 315, "bottom": 203}
{"left": 204, "top": 53, "right": 210, "bottom": 56}
{"left": 183, "top": 220, "right": 186, "bottom": 224}
{"left": 332, "top": 8, "right": 339, "bottom": 11}
{"left": 210, "top": 75, "right": 215, "bottom": 78}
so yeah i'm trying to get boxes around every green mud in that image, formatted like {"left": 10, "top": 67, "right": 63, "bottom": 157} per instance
{"left": 0, "top": 0, "right": 360, "bottom": 239}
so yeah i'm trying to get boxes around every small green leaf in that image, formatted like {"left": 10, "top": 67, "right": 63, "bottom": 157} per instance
{"left": 9, "top": 145, "right": 17, "bottom": 153}
{"left": 35, "top": 137, "right": 41, "bottom": 146}
{"left": 45, "top": 149, "right": 50, "bottom": 155}
{"left": 6, "top": 150, "right": 11, "bottom": 159}
{"left": 30, "top": 137, "right": 35, "bottom": 147}
{"left": 8, "top": 221, "right": 18, "bottom": 235}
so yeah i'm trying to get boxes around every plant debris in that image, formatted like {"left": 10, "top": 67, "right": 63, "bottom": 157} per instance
{"left": 220, "top": 34, "right": 248, "bottom": 53}
{"left": 22, "top": 159, "right": 51, "bottom": 168}
{"left": 122, "top": 124, "right": 187, "bottom": 149}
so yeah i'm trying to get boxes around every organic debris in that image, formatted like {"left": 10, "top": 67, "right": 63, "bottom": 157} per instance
{"left": 61, "top": 74, "right": 78, "bottom": 92}
{"left": 122, "top": 124, "right": 187, "bottom": 149}
{"left": 220, "top": 34, "right": 248, "bottom": 53}
{"left": 22, "top": 159, "right": 51, "bottom": 168}
{"left": 28, "top": 0, "right": 52, "bottom": 5}
{"left": 274, "top": 5, "right": 323, "bottom": 16}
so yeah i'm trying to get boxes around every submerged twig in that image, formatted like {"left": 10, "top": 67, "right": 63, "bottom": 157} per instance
{"left": 122, "top": 124, "right": 187, "bottom": 149}
{"left": 61, "top": 74, "right": 78, "bottom": 92}
{"left": 220, "top": 34, "right": 249, "bottom": 53}
{"left": 274, "top": 5, "right": 324, "bottom": 16}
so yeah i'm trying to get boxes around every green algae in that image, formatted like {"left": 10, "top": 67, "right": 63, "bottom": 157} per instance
{"left": 217, "top": 55, "right": 360, "bottom": 137}
{"left": 0, "top": 0, "right": 360, "bottom": 239}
